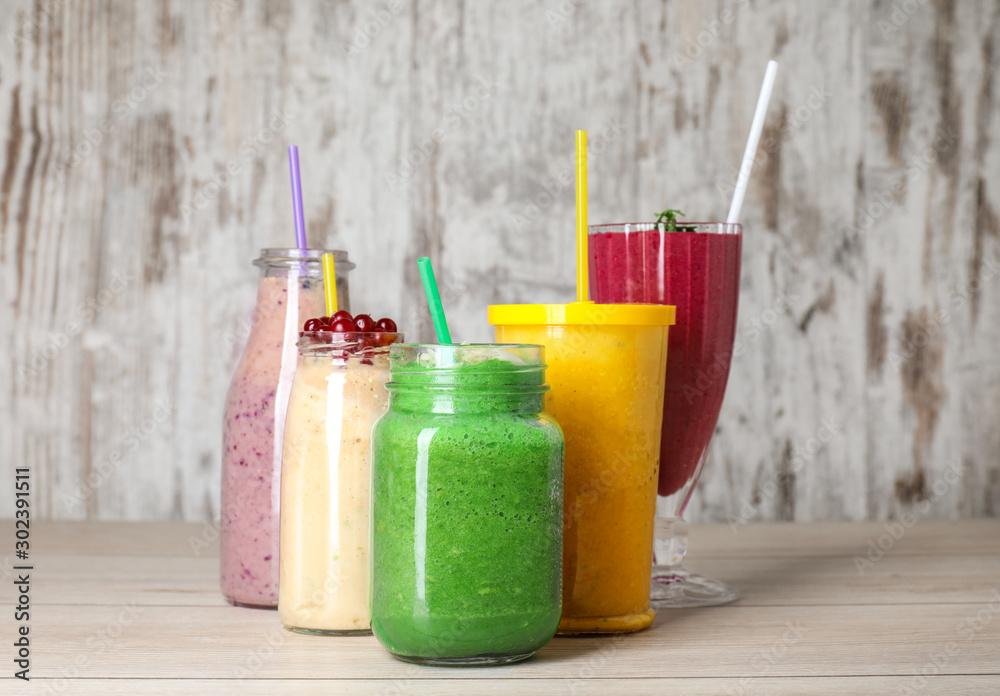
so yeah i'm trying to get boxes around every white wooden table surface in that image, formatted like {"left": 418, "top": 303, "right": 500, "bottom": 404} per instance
{"left": 1, "top": 519, "right": 998, "bottom": 695}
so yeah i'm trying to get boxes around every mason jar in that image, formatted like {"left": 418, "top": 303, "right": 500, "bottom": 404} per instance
{"left": 220, "top": 248, "right": 354, "bottom": 608}
{"left": 279, "top": 329, "right": 403, "bottom": 634}
{"left": 370, "top": 344, "right": 564, "bottom": 665}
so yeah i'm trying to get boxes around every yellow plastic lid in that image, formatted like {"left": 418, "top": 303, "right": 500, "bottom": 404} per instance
{"left": 488, "top": 301, "right": 675, "bottom": 326}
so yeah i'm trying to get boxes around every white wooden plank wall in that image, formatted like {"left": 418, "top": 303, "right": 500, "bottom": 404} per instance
{"left": 1, "top": 0, "right": 998, "bottom": 522}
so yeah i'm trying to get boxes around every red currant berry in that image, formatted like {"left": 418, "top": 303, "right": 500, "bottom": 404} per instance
{"left": 329, "top": 317, "right": 358, "bottom": 333}
{"left": 374, "top": 317, "right": 397, "bottom": 332}
{"left": 353, "top": 314, "right": 375, "bottom": 332}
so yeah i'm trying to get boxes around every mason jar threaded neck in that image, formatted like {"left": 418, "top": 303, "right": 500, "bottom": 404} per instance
{"left": 385, "top": 344, "right": 549, "bottom": 414}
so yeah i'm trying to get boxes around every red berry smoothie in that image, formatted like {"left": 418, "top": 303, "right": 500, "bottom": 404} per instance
{"left": 221, "top": 273, "right": 326, "bottom": 607}
{"left": 589, "top": 225, "right": 741, "bottom": 497}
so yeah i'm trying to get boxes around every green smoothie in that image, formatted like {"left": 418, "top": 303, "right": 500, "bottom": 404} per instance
{"left": 370, "top": 345, "right": 564, "bottom": 664}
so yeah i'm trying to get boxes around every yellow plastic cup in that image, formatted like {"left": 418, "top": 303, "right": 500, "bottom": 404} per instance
{"left": 488, "top": 301, "right": 675, "bottom": 634}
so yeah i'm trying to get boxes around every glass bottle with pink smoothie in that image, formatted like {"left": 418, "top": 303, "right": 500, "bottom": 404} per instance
{"left": 221, "top": 248, "right": 354, "bottom": 608}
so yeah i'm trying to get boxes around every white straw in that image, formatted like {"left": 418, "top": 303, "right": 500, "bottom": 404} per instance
{"left": 726, "top": 60, "right": 779, "bottom": 224}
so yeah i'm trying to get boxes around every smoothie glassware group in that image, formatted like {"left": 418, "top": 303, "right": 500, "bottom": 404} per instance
{"left": 223, "top": 232, "right": 740, "bottom": 637}
{"left": 221, "top": 239, "right": 736, "bottom": 659}
{"left": 220, "top": 99, "right": 772, "bottom": 661}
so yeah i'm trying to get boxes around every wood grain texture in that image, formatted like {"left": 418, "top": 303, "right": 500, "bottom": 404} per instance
{"left": 1, "top": 1, "right": 999, "bottom": 522}
{"left": 5, "top": 519, "right": 997, "bottom": 607}
{"left": 13, "top": 678, "right": 1000, "bottom": 696}
{"left": 0, "top": 519, "right": 997, "bottom": 694}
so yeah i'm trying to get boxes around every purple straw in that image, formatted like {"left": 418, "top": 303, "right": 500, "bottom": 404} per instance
{"left": 288, "top": 146, "right": 307, "bottom": 249}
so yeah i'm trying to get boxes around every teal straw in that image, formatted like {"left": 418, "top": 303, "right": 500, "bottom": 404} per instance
{"left": 417, "top": 257, "right": 453, "bottom": 344}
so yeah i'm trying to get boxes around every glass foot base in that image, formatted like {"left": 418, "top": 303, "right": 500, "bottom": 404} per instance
{"left": 650, "top": 566, "right": 739, "bottom": 608}
{"left": 391, "top": 652, "right": 536, "bottom": 667}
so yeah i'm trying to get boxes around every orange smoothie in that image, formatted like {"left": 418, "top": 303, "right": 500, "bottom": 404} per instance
{"left": 490, "top": 303, "right": 673, "bottom": 633}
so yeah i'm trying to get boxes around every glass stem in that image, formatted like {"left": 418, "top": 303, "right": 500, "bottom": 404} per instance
{"left": 653, "top": 516, "right": 688, "bottom": 568}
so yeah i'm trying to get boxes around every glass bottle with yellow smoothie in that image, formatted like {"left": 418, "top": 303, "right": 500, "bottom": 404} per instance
{"left": 488, "top": 302, "right": 674, "bottom": 633}
{"left": 278, "top": 313, "right": 402, "bottom": 635}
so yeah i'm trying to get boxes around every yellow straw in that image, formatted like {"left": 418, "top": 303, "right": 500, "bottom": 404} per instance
{"left": 322, "top": 252, "right": 338, "bottom": 315}
{"left": 575, "top": 130, "right": 588, "bottom": 303}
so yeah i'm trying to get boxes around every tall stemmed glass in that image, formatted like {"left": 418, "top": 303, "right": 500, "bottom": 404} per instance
{"left": 589, "top": 221, "right": 742, "bottom": 607}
